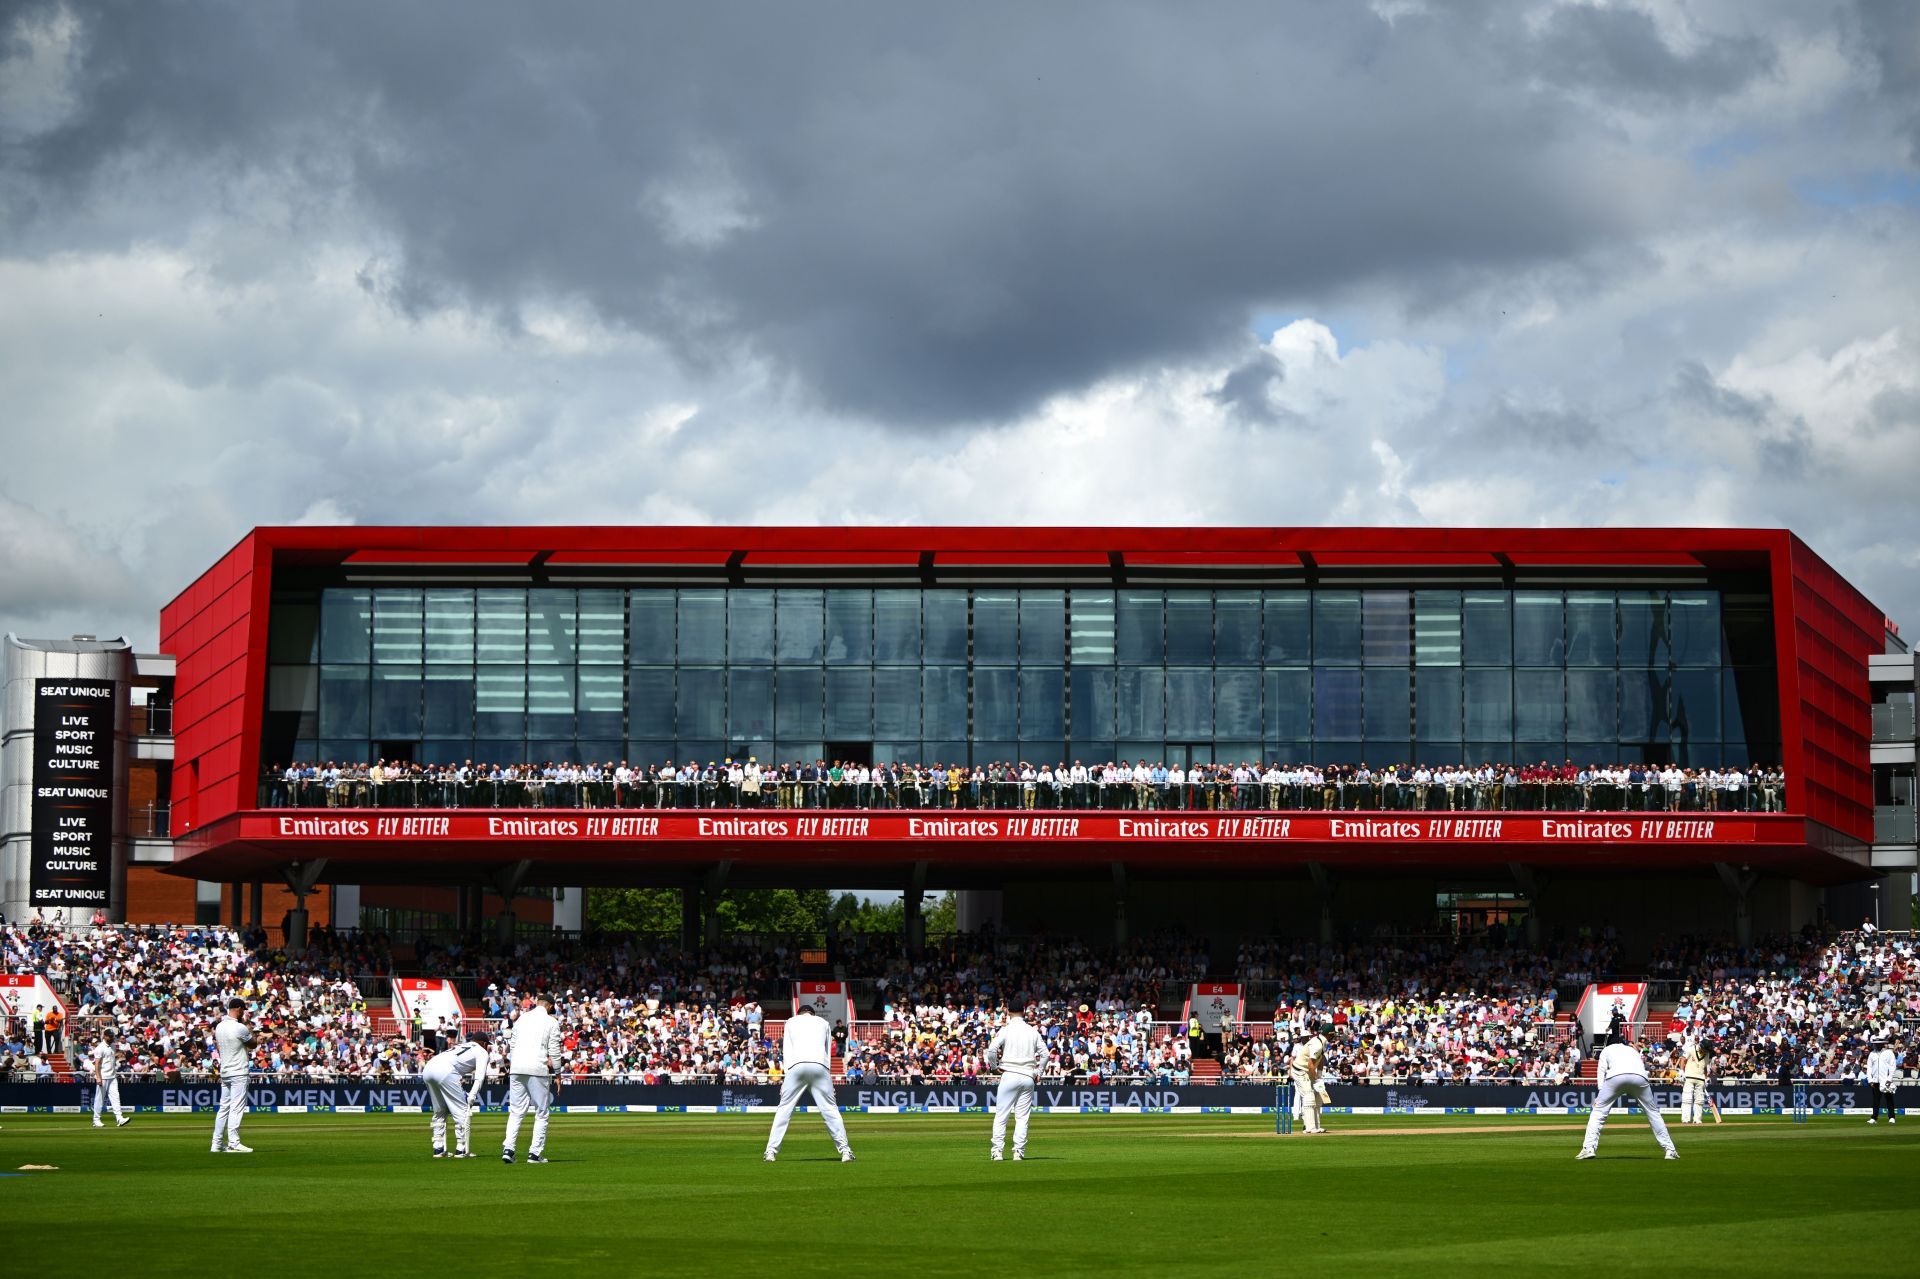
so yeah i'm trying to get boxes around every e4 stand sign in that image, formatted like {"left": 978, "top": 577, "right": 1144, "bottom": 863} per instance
{"left": 30, "top": 678, "right": 117, "bottom": 909}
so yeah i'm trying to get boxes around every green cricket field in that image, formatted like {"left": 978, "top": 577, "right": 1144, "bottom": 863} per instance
{"left": 2, "top": 1113, "right": 1912, "bottom": 1275}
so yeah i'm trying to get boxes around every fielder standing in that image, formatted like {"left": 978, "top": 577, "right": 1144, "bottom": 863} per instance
{"left": 503, "top": 994, "right": 561, "bottom": 1164}
{"left": 1290, "top": 1018, "right": 1328, "bottom": 1135}
{"left": 211, "top": 998, "right": 254, "bottom": 1154}
{"left": 1865, "top": 1038, "right": 1898, "bottom": 1125}
{"left": 424, "top": 1032, "right": 492, "bottom": 1157}
{"left": 88, "top": 1028, "right": 131, "bottom": 1128}
{"left": 1578, "top": 1031, "right": 1678, "bottom": 1160}
{"left": 985, "top": 1006, "right": 1046, "bottom": 1161}
{"left": 763, "top": 1004, "right": 854, "bottom": 1163}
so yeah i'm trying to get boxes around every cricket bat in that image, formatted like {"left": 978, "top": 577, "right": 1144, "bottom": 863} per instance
{"left": 1707, "top": 1094, "right": 1723, "bottom": 1124}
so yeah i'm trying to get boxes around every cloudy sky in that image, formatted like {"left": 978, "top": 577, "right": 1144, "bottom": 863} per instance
{"left": 2, "top": 0, "right": 1917, "bottom": 649}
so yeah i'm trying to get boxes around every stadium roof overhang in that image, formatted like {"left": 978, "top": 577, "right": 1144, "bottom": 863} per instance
{"left": 165, "top": 810, "right": 1870, "bottom": 890}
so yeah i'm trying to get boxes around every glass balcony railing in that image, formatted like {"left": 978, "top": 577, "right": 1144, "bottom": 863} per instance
{"left": 1872, "top": 702, "right": 1917, "bottom": 742}
{"left": 131, "top": 703, "right": 174, "bottom": 736}
{"left": 128, "top": 804, "right": 172, "bottom": 839}
{"left": 1875, "top": 805, "right": 1917, "bottom": 845}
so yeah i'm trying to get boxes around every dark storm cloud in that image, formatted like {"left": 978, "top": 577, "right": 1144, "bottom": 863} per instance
{"left": 7, "top": 0, "right": 1775, "bottom": 425}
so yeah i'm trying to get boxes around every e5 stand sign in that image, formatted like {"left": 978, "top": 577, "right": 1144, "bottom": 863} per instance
{"left": 30, "top": 678, "right": 117, "bottom": 909}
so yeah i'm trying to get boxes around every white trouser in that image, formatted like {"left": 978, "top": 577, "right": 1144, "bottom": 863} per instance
{"left": 1681, "top": 1078, "right": 1707, "bottom": 1123}
{"left": 1293, "top": 1073, "right": 1323, "bottom": 1132}
{"left": 765, "top": 1062, "right": 850, "bottom": 1156}
{"left": 504, "top": 1074, "right": 552, "bottom": 1155}
{"left": 992, "top": 1073, "right": 1036, "bottom": 1155}
{"left": 1582, "top": 1073, "right": 1675, "bottom": 1155}
{"left": 425, "top": 1069, "right": 474, "bottom": 1152}
{"left": 212, "top": 1077, "right": 250, "bottom": 1149}
{"left": 93, "top": 1078, "right": 124, "bottom": 1122}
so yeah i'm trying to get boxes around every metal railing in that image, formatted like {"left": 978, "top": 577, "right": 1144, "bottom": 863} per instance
{"left": 1872, "top": 702, "right": 1917, "bottom": 743}
{"left": 131, "top": 703, "right": 173, "bottom": 736}
{"left": 128, "top": 803, "right": 172, "bottom": 838}
{"left": 257, "top": 774, "right": 1790, "bottom": 815}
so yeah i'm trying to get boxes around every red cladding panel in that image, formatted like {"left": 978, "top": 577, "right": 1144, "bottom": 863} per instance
{"left": 1779, "top": 536, "right": 1880, "bottom": 844}
{"left": 159, "top": 534, "right": 264, "bottom": 836}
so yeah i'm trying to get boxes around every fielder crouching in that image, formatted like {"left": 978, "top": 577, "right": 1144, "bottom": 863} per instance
{"left": 424, "top": 1032, "right": 492, "bottom": 1158}
{"left": 763, "top": 1004, "right": 854, "bottom": 1163}
{"left": 1579, "top": 1031, "right": 1678, "bottom": 1161}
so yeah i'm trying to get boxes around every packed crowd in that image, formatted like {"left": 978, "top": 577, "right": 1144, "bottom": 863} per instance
{"left": 262, "top": 758, "right": 1787, "bottom": 814}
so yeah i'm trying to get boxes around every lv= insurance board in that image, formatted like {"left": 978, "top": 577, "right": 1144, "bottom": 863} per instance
{"left": 31, "top": 678, "right": 117, "bottom": 909}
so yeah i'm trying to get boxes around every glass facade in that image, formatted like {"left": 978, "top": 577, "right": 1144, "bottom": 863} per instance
{"left": 263, "top": 584, "right": 1781, "bottom": 770}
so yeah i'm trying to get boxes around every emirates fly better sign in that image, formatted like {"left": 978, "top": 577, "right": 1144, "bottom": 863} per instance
{"left": 30, "top": 679, "right": 117, "bottom": 908}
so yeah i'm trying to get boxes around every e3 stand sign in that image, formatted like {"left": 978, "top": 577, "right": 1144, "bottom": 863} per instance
{"left": 30, "top": 679, "right": 117, "bottom": 910}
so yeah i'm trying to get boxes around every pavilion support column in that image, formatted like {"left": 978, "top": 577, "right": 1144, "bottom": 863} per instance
{"left": 1714, "top": 862, "right": 1760, "bottom": 949}
{"left": 1307, "top": 862, "right": 1336, "bottom": 945}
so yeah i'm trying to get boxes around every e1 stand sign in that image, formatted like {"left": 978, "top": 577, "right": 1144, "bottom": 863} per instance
{"left": 30, "top": 678, "right": 117, "bottom": 910}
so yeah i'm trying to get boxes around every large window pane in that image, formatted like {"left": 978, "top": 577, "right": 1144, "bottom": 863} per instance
{"left": 676, "top": 668, "right": 725, "bottom": 739}
{"left": 1313, "top": 591, "right": 1361, "bottom": 665}
{"left": 1670, "top": 668, "right": 1721, "bottom": 742}
{"left": 370, "top": 665, "right": 422, "bottom": 739}
{"left": 1670, "top": 591, "right": 1722, "bottom": 666}
{"left": 1117, "top": 591, "right": 1164, "bottom": 664}
{"left": 825, "top": 590, "right": 874, "bottom": 664}
{"left": 1362, "top": 591, "right": 1411, "bottom": 665}
{"left": 1415, "top": 668, "right": 1463, "bottom": 742}
{"left": 1069, "top": 591, "right": 1115, "bottom": 665}
{"left": 629, "top": 591, "right": 676, "bottom": 664}
{"left": 576, "top": 590, "right": 625, "bottom": 665}
{"left": 1114, "top": 668, "right": 1164, "bottom": 738}
{"left": 775, "top": 667, "right": 823, "bottom": 738}
{"left": 923, "top": 591, "right": 968, "bottom": 665}
{"left": 1214, "top": 592, "right": 1260, "bottom": 665}
{"left": 874, "top": 592, "right": 919, "bottom": 664}
{"left": 728, "top": 668, "right": 773, "bottom": 740}
{"left": 678, "top": 590, "right": 725, "bottom": 662}
{"left": 269, "top": 601, "right": 320, "bottom": 664}
{"left": 527, "top": 589, "right": 575, "bottom": 665}
{"left": 1565, "top": 592, "right": 1616, "bottom": 667}
{"left": 825, "top": 668, "right": 873, "bottom": 738}
{"left": 923, "top": 667, "right": 969, "bottom": 738}
{"left": 873, "top": 668, "right": 922, "bottom": 737}
{"left": 1019, "top": 668, "right": 1065, "bottom": 738}
{"left": 1412, "top": 590, "right": 1461, "bottom": 667}
{"left": 1567, "top": 669, "right": 1616, "bottom": 742}
{"left": 1364, "top": 667, "right": 1411, "bottom": 740}
{"left": 372, "top": 590, "right": 424, "bottom": 665}
{"left": 629, "top": 668, "right": 675, "bottom": 738}
{"left": 1464, "top": 669, "right": 1512, "bottom": 741}
{"left": 1264, "top": 593, "right": 1311, "bottom": 664}
{"left": 476, "top": 590, "right": 527, "bottom": 664}
{"left": 578, "top": 668, "right": 624, "bottom": 738}
{"left": 1165, "top": 591, "right": 1213, "bottom": 664}
{"left": 727, "top": 590, "right": 773, "bottom": 666}
{"left": 775, "top": 590, "right": 825, "bottom": 663}
{"left": 425, "top": 589, "right": 476, "bottom": 663}
{"left": 1313, "top": 669, "right": 1363, "bottom": 739}
{"left": 1514, "top": 591, "right": 1565, "bottom": 666}
{"left": 1215, "top": 668, "right": 1260, "bottom": 736}
{"left": 1019, "top": 591, "right": 1065, "bottom": 665}
{"left": 526, "top": 666, "right": 575, "bottom": 736}
{"left": 1619, "top": 670, "right": 1667, "bottom": 743}
{"left": 1618, "top": 591, "right": 1669, "bottom": 667}
{"left": 1265, "top": 669, "right": 1310, "bottom": 741}
{"left": 1723, "top": 668, "right": 1778, "bottom": 755}
{"left": 320, "top": 589, "right": 372, "bottom": 663}
{"left": 319, "top": 665, "right": 370, "bottom": 737}
{"left": 974, "top": 667, "right": 1016, "bottom": 740}
{"left": 973, "top": 591, "right": 1018, "bottom": 665}
{"left": 474, "top": 666, "right": 525, "bottom": 738}
{"left": 1070, "top": 667, "right": 1117, "bottom": 740}
{"left": 1166, "top": 668, "right": 1213, "bottom": 738}
{"left": 1513, "top": 669, "right": 1565, "bottom": 740}
{"left": 1462, "top": 591, "right": 1511, "bottom": 665}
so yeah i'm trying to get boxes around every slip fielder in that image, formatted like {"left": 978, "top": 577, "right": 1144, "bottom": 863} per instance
{"left": 424, "top": 1032, "right": 492, "bottom": 1158}
{"left": 763, "top": 1004, "right": 854, "bottom": 1163}
{"left": 1578, "top": 1031, "right": 1678, "bottom": 1160}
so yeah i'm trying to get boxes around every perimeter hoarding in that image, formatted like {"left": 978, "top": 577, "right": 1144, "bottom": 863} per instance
{"left": 29, "top": 679, "right": 117, "bottom": 909}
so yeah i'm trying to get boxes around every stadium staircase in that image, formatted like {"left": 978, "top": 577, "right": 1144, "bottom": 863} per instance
{"left": 1187, "top": 1057, "right": 1222, "bottom": 1083}
{"left": 45, "top": 1051, "right": 74, "bottom": 1082}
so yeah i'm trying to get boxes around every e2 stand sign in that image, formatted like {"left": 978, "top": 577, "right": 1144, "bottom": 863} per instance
{"left": 30, "top": 679, "right": 117, "bottom": 912}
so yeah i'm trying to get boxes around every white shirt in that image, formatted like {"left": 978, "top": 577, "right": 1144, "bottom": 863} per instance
{"left": 985, "top": 1017, "right": 1048, "bottom": 1079}
{"left": 781, "top": 1012, "right": 834, "bottom": 1070}
{"left": 426, "top": 1041, "right": 493, "bottom": 1099}
{"left": 1290, "top": 1034, "right": 1325, "bottom": 1079}
{"left": 1866, "top": 1047, "right": 1897, "bottom": 1086}
{"left": 1597, "top": 1041, "right": 1650, "bottom": 1081}
{"left": 507, "top": 1006, "right": 562, "bottom": 1077}
{"left": 214, "top": 1016, "right": 254, "bottom": 1079}
{"left": 90, "top": 1041, "right": 120, "bottom": 1080}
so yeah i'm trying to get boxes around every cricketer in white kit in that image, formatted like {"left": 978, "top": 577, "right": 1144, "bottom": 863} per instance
{"left": 764, "top": 1004, "right": 854, "bottom": 1163}
{"left": 424, "top": 1034, "right": 493, "bottom": 1158}
{"left": 1579, "top": 1034, "right": 1678, "bottom": 1160}
{"left": 503, "top": 994, "right": 562, "bottom": 1164}
{"left": 211, "top": 998, "right": 255, "bottom": 1153}
{"left": 89, "top": 1030, "right": 130, "bottom": 1128}
{"left": 985, "top": 1009, "right": 1047, "bottom": 1160}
